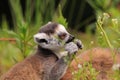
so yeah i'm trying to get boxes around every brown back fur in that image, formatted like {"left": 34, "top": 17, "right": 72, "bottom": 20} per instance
{"left": 0, "top": 47, "right": 57, "bottom": 80}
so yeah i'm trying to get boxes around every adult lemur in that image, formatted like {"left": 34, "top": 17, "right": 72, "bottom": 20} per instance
{"left": 0, "top": 22, "right": 83, "bottom": 80}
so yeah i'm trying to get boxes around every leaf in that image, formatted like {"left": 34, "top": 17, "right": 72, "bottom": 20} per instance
{"left": 53, "top": 5, "right": 68, "bottom": 28}
{"left": 3, "top": 30, "right": 19, "bottom": 38}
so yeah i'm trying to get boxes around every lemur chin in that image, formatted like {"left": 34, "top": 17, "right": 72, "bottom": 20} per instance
{"left": 34, "top": 22, "right": 77, "bottom": 58}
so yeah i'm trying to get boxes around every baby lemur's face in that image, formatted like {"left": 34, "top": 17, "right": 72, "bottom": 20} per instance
{"left": 34, "top": 22, "right": 75, "bottom": 51}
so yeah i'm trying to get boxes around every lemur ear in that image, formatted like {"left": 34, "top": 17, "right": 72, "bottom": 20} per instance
{"left": 34, "top": 33, "right": 49, "bottom": 44}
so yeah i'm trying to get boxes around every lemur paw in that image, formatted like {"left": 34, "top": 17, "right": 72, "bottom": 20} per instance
{"left": 74, "top": 39, "right": 83, "bottom": 49}
{"left": 65, "top": 42, "right": 79, "bottom": 54}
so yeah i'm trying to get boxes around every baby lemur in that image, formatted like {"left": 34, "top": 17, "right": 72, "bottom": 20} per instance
{"left": 0, "top": 22, "right": 83, "bottom": 80}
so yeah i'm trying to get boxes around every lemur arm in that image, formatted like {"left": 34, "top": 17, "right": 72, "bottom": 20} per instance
{"left": 49, "top": 42, "right": 79, "bottom": 80}
{"left": 49, "top": 56, "right": 69, "bottom": 80}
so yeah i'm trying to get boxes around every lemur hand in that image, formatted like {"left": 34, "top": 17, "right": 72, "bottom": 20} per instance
{"left": 64, "top": 39, "right": 83, "bottom": 60}
{"left": 74, "top": 39, "right": 83, "bottom": 49}
{"left": 65, "top": 42, "right": 79, "bottom": 54}
{"left": 65, "top": 38, "right": 84, "bottom": 54}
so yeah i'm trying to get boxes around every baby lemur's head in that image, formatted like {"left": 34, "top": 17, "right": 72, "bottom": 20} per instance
{"left": 34, "top": 22, "right": 75, "bottom": 52}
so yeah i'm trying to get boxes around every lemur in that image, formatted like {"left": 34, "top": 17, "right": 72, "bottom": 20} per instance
{"left": 0, "top": 22, "right": 83, "bottom": 80}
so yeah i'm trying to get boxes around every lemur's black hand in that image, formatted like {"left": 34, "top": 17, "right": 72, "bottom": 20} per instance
{"left": 74, "top": 39, "right": 83, "bottom": 49}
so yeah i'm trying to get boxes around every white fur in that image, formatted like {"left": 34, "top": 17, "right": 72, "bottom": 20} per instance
{"left": 34, "top": 32, "right": 67, "bottom": 58}
{"left": 55, "top": 24, "right": 68, "bottom": 34}
{"left": 34, "top": 33, "right": 62, "bottom": 51}
{"left": 34, "top": 33, "right": 49, "bottom": 44}
{"left": 56, "top": 24, "right": 70, "bottom": 42}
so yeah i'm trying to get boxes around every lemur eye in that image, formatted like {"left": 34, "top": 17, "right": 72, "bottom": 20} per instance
{"left": 58, "top": 33, "right": 67, "bottom": 40}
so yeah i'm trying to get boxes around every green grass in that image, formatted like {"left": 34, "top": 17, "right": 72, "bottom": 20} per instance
{"left": 72, "top": 62, "right": 98, "bottom": 80}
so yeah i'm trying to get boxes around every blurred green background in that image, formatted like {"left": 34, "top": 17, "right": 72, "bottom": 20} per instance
{"left": 0, "top": 0, "right": 120, "bottom": 78}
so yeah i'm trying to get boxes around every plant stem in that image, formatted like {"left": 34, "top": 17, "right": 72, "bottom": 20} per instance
{"left": 97, "top": 22, "right": 113, "bottom": 49}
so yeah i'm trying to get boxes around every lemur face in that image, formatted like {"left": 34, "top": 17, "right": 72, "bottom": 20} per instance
{"left": 34, "top": 22, "right": 75, "bottom": 51}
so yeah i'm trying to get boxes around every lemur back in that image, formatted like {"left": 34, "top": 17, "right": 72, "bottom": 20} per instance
{"left": 0, "top": 47, "right": 57, "bottom": 80}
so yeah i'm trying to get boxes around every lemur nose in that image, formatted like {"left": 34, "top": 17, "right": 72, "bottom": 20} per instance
{"left": 66, "top": 35, "right": 75, "bottom": 43}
